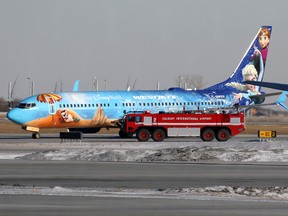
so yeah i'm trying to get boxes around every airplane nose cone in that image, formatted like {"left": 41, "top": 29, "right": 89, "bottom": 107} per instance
{"left": 7, "top": 108, "right": 24, "bottom": 125}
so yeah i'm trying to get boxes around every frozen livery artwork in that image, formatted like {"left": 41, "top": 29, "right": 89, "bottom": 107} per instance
{"left": 7, "top": 26, "right": 272, "bottom": 138}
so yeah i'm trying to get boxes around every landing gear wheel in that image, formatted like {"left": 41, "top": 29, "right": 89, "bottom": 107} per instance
{"left": 136, "top": 128, "right": 150, "bottom": 142}
{"left": 152, "top": 128, "right": 165, "bottom": 142}
{"left": 216, "top": 128, "right": 230, "bottom": 142}
{"left": 200, "top": 128, "right": 215, "bottom": 141}
{"left": 32, "top": 132, "right": 40, "bottom": 139}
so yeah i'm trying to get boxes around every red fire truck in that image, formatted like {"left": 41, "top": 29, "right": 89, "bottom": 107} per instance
{"left": 119, "top": 111, "right": 245, "bottom": 142}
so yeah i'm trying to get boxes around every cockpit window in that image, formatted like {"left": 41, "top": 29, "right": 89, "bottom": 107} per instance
{"left": 17, "top": 103, "right": 36, "bottom": 109}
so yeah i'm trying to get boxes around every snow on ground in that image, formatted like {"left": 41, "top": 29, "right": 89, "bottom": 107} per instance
{"left": 2, "top": 136, "right": 288, "bottom": 201}
{"left": 3, "top": 137, "right": 288, "bottom": 162}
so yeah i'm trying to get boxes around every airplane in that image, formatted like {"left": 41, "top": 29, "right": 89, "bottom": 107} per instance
{"left": 7, "top": 26, "right": 273, "bottom": 139}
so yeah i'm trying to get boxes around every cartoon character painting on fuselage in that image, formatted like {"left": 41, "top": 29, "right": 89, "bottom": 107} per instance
{"left": 7, "top": 26, "right": 272, "bottom": 138}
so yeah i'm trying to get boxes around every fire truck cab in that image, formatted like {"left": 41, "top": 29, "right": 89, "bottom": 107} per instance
{"left": 119, "top": 111, "right": 245, "bottom": 142}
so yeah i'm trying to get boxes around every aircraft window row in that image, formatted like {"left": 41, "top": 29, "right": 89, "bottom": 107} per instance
{"left": 58, "top": 101, "right": 224, "bottom": 109}
{"left": 123, "top": 101, "right": 224, "bottom": 107}
{"left": 17, "top": 103, "right": 36, "bottom": 109}
{"left": 59, "top": 103, "right": 111, "bottom": 108}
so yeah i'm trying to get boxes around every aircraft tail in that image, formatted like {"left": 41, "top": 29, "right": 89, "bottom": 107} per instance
{"left": 205, "top": 26, "right": 272, "bottom": 92}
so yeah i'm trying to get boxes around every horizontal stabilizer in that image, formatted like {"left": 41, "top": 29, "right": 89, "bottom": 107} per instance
{"left": 244, "top": 81, "right": 288, "bottom": 91}
{"left": 276, "top": 91, "right": 288, "bottom": 110}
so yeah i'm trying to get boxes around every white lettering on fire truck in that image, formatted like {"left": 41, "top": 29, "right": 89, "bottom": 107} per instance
{"left": 162, "top": 117, "right": 175, "bottom": 120}
{"left": 176, "top": 117, "right": 198, "bottom": 121}
{"left": 200, "top": 117, "right": 212, "bottom": 120}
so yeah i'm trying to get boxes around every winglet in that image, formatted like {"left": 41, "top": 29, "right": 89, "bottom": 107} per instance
{"left": 276, "top": 91, "right": 288, "bottom": 110}
{"left": 73, "top": 80, "right": 80, "bottom": 92}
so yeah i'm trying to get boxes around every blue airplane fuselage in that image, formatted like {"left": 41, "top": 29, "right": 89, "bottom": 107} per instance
{"left": 7, "top": 88, "right": 241, "bottom": 127}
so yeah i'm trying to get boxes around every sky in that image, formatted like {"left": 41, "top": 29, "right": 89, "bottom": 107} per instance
{"left": 0, "top": 0, "right": 288, "bottom": 100}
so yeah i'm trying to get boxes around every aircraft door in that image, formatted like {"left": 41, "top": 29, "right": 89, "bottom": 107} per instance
{"left": 48, "top": 97, "right": 56, "bottom": 115}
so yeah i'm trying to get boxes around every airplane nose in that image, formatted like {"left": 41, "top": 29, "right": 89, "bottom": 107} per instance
{"left": 7, "top": 108, "right": 24, "bottom": 125}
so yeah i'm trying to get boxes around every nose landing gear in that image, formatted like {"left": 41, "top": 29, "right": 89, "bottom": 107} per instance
{"left": 32, "top": 132, "right": 40, "bottom": 139}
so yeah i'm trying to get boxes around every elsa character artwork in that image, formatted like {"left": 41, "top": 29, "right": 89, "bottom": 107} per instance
{"left": 225, "top": 64, "right": 260, "bottom": 103}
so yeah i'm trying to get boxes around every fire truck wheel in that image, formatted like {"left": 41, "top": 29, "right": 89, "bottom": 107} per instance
{"left": 152, "top": 128, "right": 165, "bottom": 142}
{"left": 136, "top": 128, "right": 150, "bottom": 141}
{"left": 216, "top": 128, "right": 230, "bottom": 142}
{"left": 200, "top": 128, "right": 215, "bottom": 141}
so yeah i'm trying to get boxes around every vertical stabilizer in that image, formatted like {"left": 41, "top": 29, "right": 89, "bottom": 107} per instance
{"left": 205, "top": 26, "right": 272, "bottom": 92}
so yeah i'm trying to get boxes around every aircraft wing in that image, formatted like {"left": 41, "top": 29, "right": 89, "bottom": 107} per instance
{"left": 244, "top": 81, "right": 288, "bottom": 91}
{"left": 249, "top": 91, "right": 282, "bottom": 99}
{"left": 247, "top": 91, "right": 288, "bottom": 111}
{"left": 216, "top": 91, "right": 288, "bottom": 112}
{"left": 243, "top": 80, "right": 288, "bottom": 110}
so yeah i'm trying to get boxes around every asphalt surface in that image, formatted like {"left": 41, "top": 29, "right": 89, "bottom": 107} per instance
{"left": 1, "top": 194, "right": 288, "bottom": 216}
{"left": 0, "top": 134, "right": 288, "bottom": 215}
